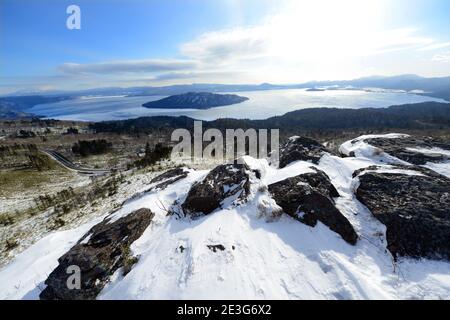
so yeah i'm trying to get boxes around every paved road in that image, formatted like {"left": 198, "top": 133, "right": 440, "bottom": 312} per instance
{"left": 41, "top": 149, "right": 110, "bottom": 175}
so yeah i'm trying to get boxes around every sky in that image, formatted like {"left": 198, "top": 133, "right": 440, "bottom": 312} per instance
{"left": 0, "top": 0, "right": 449, "bottom": 94}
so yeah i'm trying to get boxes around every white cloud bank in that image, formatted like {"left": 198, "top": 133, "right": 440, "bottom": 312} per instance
{"left": 432, "top": 52, "right": 450, "bottom": 62}
{"left": 59, "top": 59, "right": 198, "bottom": 75}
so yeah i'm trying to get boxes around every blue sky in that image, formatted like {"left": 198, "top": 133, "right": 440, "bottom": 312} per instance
{"left": 0, "top": 0, "right": 449, "bottom": 94}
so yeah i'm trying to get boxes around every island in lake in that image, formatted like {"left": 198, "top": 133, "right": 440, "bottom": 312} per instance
{"left": 142, "top": 92, "right": 249, "bottom": 109}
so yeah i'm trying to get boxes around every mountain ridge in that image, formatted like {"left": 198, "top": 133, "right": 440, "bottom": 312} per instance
{"left": 3, "top": 74, "right": 449, "bottom": 100}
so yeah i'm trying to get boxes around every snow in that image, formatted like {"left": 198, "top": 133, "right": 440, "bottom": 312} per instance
{"left": 107, "top": 169, "right": 208, "bottom": 223}
{"left": 339, "top": 133, "right": 411, "bottom": 165}
{"left": 354, "top": 166, "right": 427, "bottom": 177}
{"left": 406, "top": 147, "right": 450, "bottom": 157}
{"left": 243, "top": 156, "right": 315, "bottom": 185}
{"left": 1, "top": 134, "right": 450, "bottom": 300}
{"left": 401, "top": 147, "right": 450, "bottom": 178}
{"left": 423, "top": 161, "right": 450, "bottom": 178}
{"left": 339, "top": 133, "right": 409, "bottom": 154}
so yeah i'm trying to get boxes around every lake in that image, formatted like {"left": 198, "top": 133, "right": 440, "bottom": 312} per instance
{"left": 28, "top": 89, "right": 447, "bottom": 122}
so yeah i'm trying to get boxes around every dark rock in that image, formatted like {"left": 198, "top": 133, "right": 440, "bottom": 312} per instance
{"left": 355, "top": 166, "right": 450, "bottom": 260}
{"left": 268, "top": 168, "right": 358, "bottom": 245}
{"left": 279, "top": 136, "right": 332, "bottom": 168}
{"left": 365, "top": 136, "right": 450, "bottom": 165}
{"left": 207, "top": 244, "right": 226, "bottom": 252}
{"left": 182, "top": 163, "right": 250, "bottom": 217}
{"left": 40, "top": 208, "right": 154, "bottom": 300}
{"left": 149, "top": 167, "right": 188, "bottom": 190}
{"left": 252, "top": 169, "right": 261, "bottom": 179}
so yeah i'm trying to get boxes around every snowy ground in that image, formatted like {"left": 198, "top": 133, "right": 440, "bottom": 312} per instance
{"left": 1, "top": 134, "right": 449, "bottom": 300}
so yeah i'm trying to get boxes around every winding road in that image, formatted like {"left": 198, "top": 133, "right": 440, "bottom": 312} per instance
{"left": 41, "top": 149, "right": 110, "bottom": 175}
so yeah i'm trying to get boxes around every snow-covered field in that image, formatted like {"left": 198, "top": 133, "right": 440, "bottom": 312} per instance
{"left": 1, "top": 134, "right": 450, "bottom": 300}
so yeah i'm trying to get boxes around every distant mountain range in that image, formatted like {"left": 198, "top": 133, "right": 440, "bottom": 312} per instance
{"left": 302, "top": 74, "right": 450, "bottom": 101}
{"left": 1, "top": 74, "right": 449, "bottom": 119}
{"left": 3, "top": 74, "right": 449, "bottom": 98}
{"left": 142, "top": 92, "right": 249, "bottom": 109}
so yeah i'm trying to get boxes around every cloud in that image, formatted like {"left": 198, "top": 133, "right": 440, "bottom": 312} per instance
{"left": 180, "top": 7, "right": 434, "bottom": 68}
{"left": 58, "top": 59, "right": 198, "bottom": 75}
{"left": 368, "top": 28, "right": 433, "bottom": 54}
{"left": 152, "top": 70, "right": 246, "bottom": 82}
{"left": 181, "top": 27, "right": 270, "bottom": 63}
{"left": 432, "top": 52, "right": 450, "bottom": 62}
{"left": 419, "top": 42, "right": 450, "bottom": 51}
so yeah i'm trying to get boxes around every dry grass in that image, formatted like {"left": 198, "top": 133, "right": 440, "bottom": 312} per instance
{"left": 0, "top": 165, "right": 70, "bottom": 197}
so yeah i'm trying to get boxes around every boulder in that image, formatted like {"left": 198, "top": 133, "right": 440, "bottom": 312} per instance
{"left": 355, "top": 165, "right": 450, "bottom": 260}
{"left": 182, "top": 163, "right": 250, "bottom": 217}
{"left": 268, "top": 168, "right": 358, "bottom": 245}
{"left": 40, "top": 208, "right": 154, "bottom": 300}
{"left": 279, "top": 136, "right": 331, "bottom": 168}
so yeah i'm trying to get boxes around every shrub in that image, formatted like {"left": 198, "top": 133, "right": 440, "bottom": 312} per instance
{"left": 121, "top": 246, "right": 140, "bottom": 275}
{"left": 0, "top": 213, "right": 15, "bottom": 226}
{"left": 133, "top": 143, "right": 171, "bottom": 168}
{"left": 72, "top": 139, "right": 112, "bottom": 157}
{"left": 5, "top": 238, "right": 19, "bottom": 251}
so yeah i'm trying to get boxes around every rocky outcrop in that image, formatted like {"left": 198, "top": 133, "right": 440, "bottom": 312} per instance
{"left": 40, "top": 208, "right": 154, "bottom": 300}
{"left": 268, "top": 168, "right": 358, "bottom": 245}
{"left": 149, "top": 167, "right": 188, "bottom": 190}
{"left": 355, "top": 166, "right": 450, "bottom": 260}
{"left": 182, "top": 163, "right": 250, "bottom": 217}
{"left": 365, "top": 136, "right": 450, "bottom": 165}
{"left": 279, "top": 136, "right": 332, "bottom": 168}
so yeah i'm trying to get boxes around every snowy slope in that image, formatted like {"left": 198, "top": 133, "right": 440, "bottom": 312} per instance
{"left": 1, "top": 134, "right": 450, "bottom": 300}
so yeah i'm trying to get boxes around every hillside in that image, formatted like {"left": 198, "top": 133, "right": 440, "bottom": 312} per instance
{"left": 92, "top": 101, "right": 450, "bottom": 134}
{"left": 142, "top": 92, "right": 249, "bottom": 109}
{"left": 0, "top": 96, "right": 72, "bottom": 119}
{"left": 0, "top": 133, "right": 449, "bottom": 299}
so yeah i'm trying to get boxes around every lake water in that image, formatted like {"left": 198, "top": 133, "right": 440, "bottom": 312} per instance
{"left": 29, "top": 89, "right": 447, "bottom": 122}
